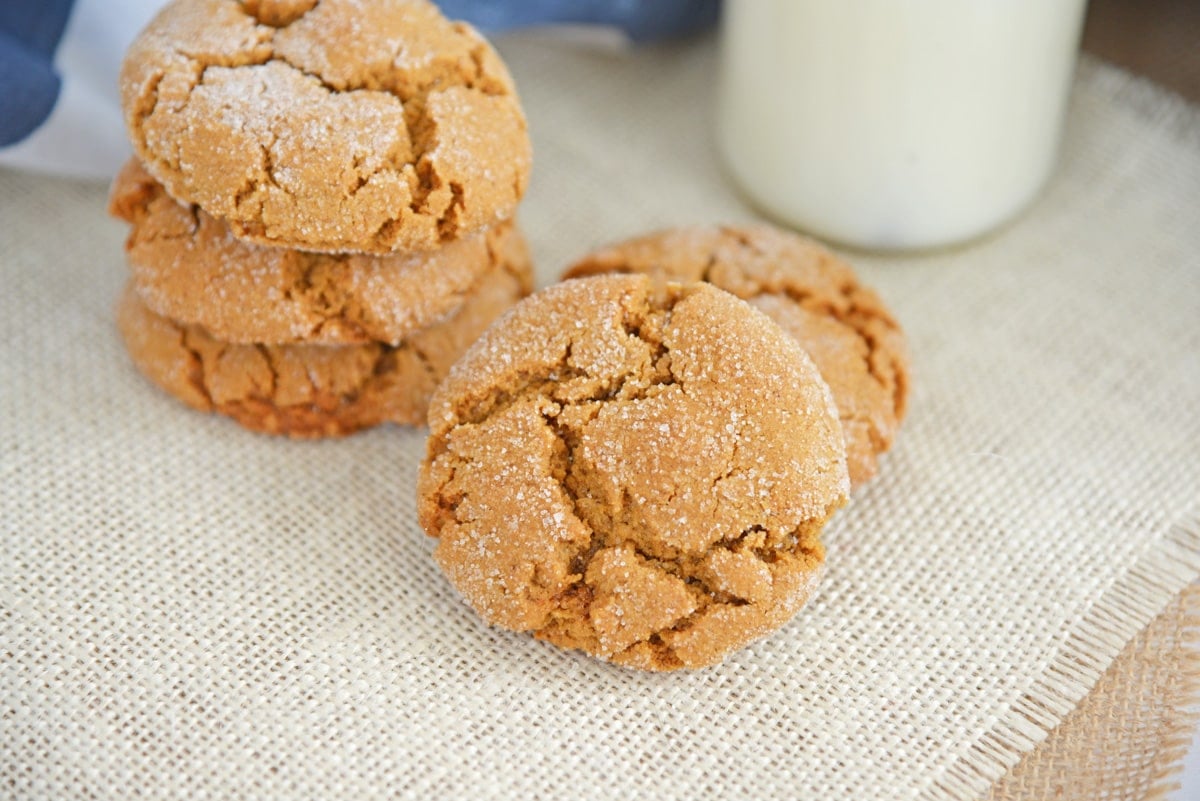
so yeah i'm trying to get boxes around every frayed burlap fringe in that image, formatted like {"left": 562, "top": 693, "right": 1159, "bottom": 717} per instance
{"left": 930, "top": 518, "right": 1200, "bottom": 801}
{"left": 985, "top": 582, "right": 1200, "bottom": 801}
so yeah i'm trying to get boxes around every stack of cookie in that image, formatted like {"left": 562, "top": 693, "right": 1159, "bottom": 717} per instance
{"left": 109, "top": 0, "right": 533, "bottom": 436}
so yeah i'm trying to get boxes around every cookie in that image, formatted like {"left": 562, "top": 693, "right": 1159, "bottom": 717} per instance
{"left": 564, "top": 224, "right": 909, "bottom": 488}
{"left": 116, "top": 252, "right": 532, "bottom": 437}
{"left": 120, "top": 0, "right": 531, "bottom": 254}
{"left": 417, "top": 274, "right": 849, "bottom": 670}
{"left": 109, "top": 159, "right": 529, "bottom": 346}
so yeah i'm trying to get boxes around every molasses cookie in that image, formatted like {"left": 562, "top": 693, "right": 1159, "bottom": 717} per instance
{"left": 120, "top": 0, "right": 531, "bottom": 254}
{"left": 564, "top": 225, "right": 909, "bottom": 488}
{"left": 109, "top": 159, "right": 530, "bottom": 345}
{"left": 116, "top": 252, "right": 532, "bottom": 437}
{"left": 418, "top": 274, "right": 849, "bottom": 670}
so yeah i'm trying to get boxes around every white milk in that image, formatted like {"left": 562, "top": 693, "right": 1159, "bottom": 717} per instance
{"left": 717, "top": 0, "right": 1087, "bottom": 251}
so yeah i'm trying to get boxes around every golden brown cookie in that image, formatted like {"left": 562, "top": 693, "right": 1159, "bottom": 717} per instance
{"left": 120, "top": 0, "right": 531, "bottom": 254}
{"left": 418, "top": 274, "right": 849, "bottom": 670}
{"left": 109, "top": 159, "right": 529, "bottom": 346}
{"left": 116, "top": 252, "right": 532, "bottom": 437}
{"left": 563, "top": 224, "right": 910, "bottom": 488}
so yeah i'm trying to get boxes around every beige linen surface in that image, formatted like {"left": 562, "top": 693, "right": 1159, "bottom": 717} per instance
{"left": 2, "top": 34, "right": 1199, "bottom": 800}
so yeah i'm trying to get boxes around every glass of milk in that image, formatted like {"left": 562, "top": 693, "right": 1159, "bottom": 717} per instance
{"left": 716, "top": 0, "right": 1088, "bottom": 251}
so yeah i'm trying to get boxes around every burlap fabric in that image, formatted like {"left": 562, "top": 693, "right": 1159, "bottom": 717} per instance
{"left": 2, "top": 32, "right": 1198, "bottom": 799}
{"left": 989, "top": 585, "right": 1200, "bottom": 800}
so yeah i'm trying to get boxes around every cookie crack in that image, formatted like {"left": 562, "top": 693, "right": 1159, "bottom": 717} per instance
{"left": 178, "top": 329, "right": 216, "bottom": 408}
{"left": 454, "top": 357, "right": 677, "bottom": 435}
{"left": 168, "top": 49, "right": 413, "bottom": 211}
{"left": 406, "top": 158, "right": 439, "bottom": 228}
{"left": 538, "top": 403, "right": 600, "bottom": 568}
{"left": 441, "top": 285, "right": 687, "bottom": 451}
{"left": 178, "top": 37, "right": 275, "bottom": 81}
{"left": 405, "top": 340, "right": 439, "bottom": 390}
{"left": 845, "top": 300, "right": 907, "bottom": 410}
{"left": 258, "top": 137, "right": 282, "bottom": 193}
{"left": 546, "top": 497, "right": 795, "bottom": 665}
{"left": 233, "top": 136, "right": 285, "bottom": 223}
{"left": 185, "top": 202, "right": 202, "bottom": 235}
{"left": 536, "top": 404, "right": 744, "bottom": 628}
{"left": 612, "top": 521, "right": 828, "bottom": 664}
{"left": 724, "top": 226, "right": 769, "bottom": 259}
{"left": 711, "top": 415, "right": 744, "bottom": 493}
{"left": 631, "top": 635, "right": 686, "bottom": 670}
{"left": 432, "top": 459, "right": 468, "bottom": 526}
{"left": 262, "top": 41, "right": 504, "bottom": 240}
{"left": 252, "top": 344, "right": 281, "bottom": 400}
{"left": 610, "top": 595, "right": 745, "bottom": 671}
{"left": 822, "top": 295, "right": 906, "bottom": 428}
{"left": 438, "top": 181, "right": 466, "bottom": 238}
{"left": 241, "top": 0, "right": 320, "bottom": 28}
{"left": 266, "top": 50, "right": 350, "bottom": 97}
{"left": 128, "top": 70, "right": 166, "bottom": 165}
{"left": 485, "top": 227, "right": 532, "bottom": 293}
{"left": 463, "top": 41, "right": 506, "bottom": 96}
{"left": 291, "top": 254, "right": 367, "bottom": 341}
{"left": 758, "top": 279, "right": 903, "bottom": 420}
{"left": 121, "top": 191, "right": 200, "bottom": 249}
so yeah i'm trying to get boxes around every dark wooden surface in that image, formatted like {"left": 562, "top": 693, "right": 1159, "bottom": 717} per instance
{"left": 1083, "top": 0, "right": 1200, "bottom": 102}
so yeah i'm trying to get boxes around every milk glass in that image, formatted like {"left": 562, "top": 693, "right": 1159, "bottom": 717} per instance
{"left": 717, "top": 0, "right": 1088, "bottom": 251}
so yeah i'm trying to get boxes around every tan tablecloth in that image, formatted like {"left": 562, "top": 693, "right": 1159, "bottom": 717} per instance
{"left": 1, "top": 34, "right": 1198, "bottom": 800}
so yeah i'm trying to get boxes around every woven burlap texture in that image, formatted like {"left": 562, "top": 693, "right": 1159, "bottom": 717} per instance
{"left": 2, "top": 33, "right": 1199, "bottom": 799}
{"left": 988, "top": 584, "right": 1200, "bottom": 801}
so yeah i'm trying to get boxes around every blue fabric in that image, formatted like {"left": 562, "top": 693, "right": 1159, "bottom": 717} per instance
{"left": 436, "top": 0, "right": 720, "bottom": 41}
{"left": 0, "top": 0, "right": 75, "bottom": 145}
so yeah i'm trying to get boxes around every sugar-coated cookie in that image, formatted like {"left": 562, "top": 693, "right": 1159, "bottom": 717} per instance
{"left": 120, "top": 0, "right": 531, "bottom": 254}
{"left": 109, "top": 160, "right": 529, "bottom": 346}
{"left": 564, "top": 224, "right": 909, "bottom": 488}
{"left": 116, "top": 253, "right": 531, "bottom": 437}
{"left": 418, "top": 274, "right": 849, "bottom": 670}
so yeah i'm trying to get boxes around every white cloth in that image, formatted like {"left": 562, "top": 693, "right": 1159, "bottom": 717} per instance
{"left": 0, "top": 34, "right": 1198, "bottom": 800}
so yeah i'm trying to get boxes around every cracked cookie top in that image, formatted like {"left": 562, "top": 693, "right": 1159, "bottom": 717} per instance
{"left": 120, "top": 0, "right": 531, "bottom": 254}
{"left": 563, "top": 224, "right": 910, "bottom": 488}
{"left": 109, "top": 159, "right": 530, "bottom": 345}
{"left": 417, "top": 274, "right": 850, "bottom": 670}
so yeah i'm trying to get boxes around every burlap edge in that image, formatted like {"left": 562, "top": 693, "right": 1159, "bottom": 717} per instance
{"left": 921, "top": 517, "right": 1200, "bottom": 801}
{"left": 1143, "top": 583, "right": 1200, "bottom": 801}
